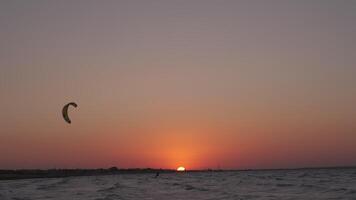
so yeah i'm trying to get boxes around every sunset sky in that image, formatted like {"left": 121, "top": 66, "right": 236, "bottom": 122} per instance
{"left": 1, "top": 1, "right": 356, "bottom": 170}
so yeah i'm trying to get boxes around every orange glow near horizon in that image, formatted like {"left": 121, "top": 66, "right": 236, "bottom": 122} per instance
{"left": 177, "top": 166, "right": 185, "bottom": 171}
{"left": 1, "top": 1, "right": 356, "bottom": 170}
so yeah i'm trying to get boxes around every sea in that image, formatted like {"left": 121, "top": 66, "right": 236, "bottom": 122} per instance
{"left": 1, "top": 168, "right": 355, "bottom": 200}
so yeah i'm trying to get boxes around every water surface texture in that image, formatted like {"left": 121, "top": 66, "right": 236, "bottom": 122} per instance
{"left": 1, "top": 168, "right": 356, "bottom": 200}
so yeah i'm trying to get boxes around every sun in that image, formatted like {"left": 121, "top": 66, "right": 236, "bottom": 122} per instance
{"left": 177, "top": 166, "right": 186, "bottom": 172}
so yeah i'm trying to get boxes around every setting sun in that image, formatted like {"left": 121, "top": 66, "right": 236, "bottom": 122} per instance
{"left": 177, "top": 166, "right": 186, "bottom": 172}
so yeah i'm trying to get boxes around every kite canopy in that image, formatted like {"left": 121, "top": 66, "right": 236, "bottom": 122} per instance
{"left": 62, "top": 102, "right": 78, "bottom": 124}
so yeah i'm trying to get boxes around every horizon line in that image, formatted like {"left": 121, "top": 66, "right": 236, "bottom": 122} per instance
{"left": 2, "top": 165, "right": 356, "bottom": 171}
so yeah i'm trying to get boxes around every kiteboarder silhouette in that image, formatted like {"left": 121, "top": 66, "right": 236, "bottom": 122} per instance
{"left": 155, "top": 171, "right": 160, "bottom": 178}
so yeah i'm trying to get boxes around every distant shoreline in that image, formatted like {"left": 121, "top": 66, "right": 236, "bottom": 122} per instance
{"left": 1, "top": 166, "right": 355, "bottom": 180}
{"left": 0, "top": 168, "right": 175, "bottom": 180}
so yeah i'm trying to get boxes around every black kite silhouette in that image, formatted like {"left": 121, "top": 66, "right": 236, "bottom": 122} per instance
{"left": 62, "top": 102, "right": 78, "bottom": 124}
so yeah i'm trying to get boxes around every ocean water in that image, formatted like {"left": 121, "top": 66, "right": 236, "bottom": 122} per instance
{"left": 1, "top": 168, "right": 356, "bottom": 200}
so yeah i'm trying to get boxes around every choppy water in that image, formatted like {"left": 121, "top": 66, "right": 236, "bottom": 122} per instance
{"left": 1, "top": 168, "right": 356, "bottom": 200}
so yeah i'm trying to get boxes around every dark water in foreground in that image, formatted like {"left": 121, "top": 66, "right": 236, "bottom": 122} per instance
{"left": 1, "top": 168, "right": 356, "bottom": 200}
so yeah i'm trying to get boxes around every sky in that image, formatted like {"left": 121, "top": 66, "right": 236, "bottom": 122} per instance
{"left": 1, "top": 0, "right": 356, "bottom": 170}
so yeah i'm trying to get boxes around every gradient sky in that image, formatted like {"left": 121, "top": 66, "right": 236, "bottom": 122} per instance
{"left": 1, "top": 0, "right": 356, "bottom": 170}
